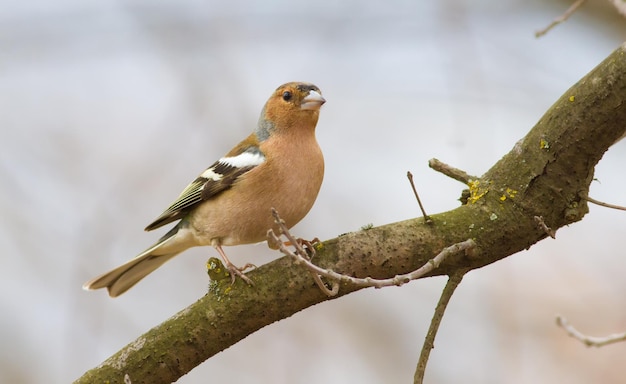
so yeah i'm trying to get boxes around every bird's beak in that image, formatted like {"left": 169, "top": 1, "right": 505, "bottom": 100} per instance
{"left": 301, "top": 90, "right": 326, "bottom": 110}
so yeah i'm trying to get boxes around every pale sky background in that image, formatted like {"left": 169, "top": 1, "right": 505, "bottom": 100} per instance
{"left": 2, "top": 1, "right": 626, "bottom": 383}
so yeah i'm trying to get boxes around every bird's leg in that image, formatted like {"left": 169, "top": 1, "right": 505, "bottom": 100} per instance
{"left": 214, "top": 245, "right": 255, "bottom": 285}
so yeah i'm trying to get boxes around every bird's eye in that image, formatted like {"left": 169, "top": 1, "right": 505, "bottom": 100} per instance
{"left": 282, "top": 91, "right": 292, "bottom": 101}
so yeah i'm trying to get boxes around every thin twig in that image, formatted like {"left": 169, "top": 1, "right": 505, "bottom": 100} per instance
{"left": 269, "top": 208, "right": 475, "bottom": 296}
{"left": 428, "top": 158, "right": 475, "bottom": 184}
{"left": 534, "top": 216, "right": 556, "bottom": 239}
{"left": 535, "top": 0, "right": 587, "bottom": 38}
{"left": 298, "top": 238, "right": 339, "bottom": 295}
{"left": 584, "top": 196, "right": 626, "bottom": 211}
{"left": 407, "top": 171, "right": 432, "bottom": 223}
{"left": 268, "top": 209, "right": 337, "bottom": 296}
{"left": 414, "top": 271, "right": 466, "bottom": 384}
{"left": 556, "top": 315, "right": 626, "bottom": 347}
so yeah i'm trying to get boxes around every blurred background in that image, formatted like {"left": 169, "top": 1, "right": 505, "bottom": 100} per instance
{"left": 2, "top": 0, "right": 626, "bottom": 383}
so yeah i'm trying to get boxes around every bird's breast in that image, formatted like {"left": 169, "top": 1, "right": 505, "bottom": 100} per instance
{"left": 189, "top": 133, "right": 324, "bottom": 247}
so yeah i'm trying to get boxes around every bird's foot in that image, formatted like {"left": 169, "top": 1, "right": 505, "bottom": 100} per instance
{"left": 214, "top": 244, "right": 255, "bottom": 285}
{"left": 225, "top": 261, "right": 256, "bottom": 285}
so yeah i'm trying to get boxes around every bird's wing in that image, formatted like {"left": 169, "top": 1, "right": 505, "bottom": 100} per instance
{"left": 144, "top": 146, "right": 266, "bottom": 231}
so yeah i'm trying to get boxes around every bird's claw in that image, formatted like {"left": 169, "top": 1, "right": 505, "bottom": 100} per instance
{"left": 225, "top": 262, "right": 255, "bottom": 285}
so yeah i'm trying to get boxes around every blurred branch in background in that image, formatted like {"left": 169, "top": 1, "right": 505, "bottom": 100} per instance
{"left": 556, "top": 315, "right": 626, "bottom": 347}
{"left": 536, "top": 0, "right": 626, "bottom": 38}
{"left": 536, "top": 0, "right": 588, "bottom": 37}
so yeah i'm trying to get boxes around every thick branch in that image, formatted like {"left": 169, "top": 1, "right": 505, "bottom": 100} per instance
{"left": 268, "top": 215, "right": 475, "bottom": 293}
{"left": 76, "top": 44, "right": 626, "bottom": 384}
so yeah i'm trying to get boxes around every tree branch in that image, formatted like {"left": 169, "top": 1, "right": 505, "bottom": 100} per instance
{"left": 428, "top": 158, "right": 475, "bottom": 184}
{"left": 76, "top": 43, "right": 626, "bottom": 384}
{"left": 556, "top": 315, "right": 626, "bottom": 347}
{"left": 535, "top": 0, "right": 587, "bottom": 37}
{"left": 414, "top": 271, "right": 466, "bottom": 384}
{"left": 407, "top": 171, "right": 432, "bottom": 222}
{"left": 267, "top": 211, "right": 475, "bottom": 294}
{"left": 584, "top": 195, "right": 626, "bottom": 211}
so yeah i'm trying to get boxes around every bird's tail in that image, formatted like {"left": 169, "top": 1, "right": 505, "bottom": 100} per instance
{"left": 83, "top": 227, "right": 183, "bottom": 297}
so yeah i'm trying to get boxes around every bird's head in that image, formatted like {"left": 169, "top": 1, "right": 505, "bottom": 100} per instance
{"left": 257, "top": 82, "right": 325, "bottom": 140}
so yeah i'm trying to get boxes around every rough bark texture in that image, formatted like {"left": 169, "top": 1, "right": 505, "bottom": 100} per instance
{"left": 75, "top": 43, "right": 626, "bottom": 384}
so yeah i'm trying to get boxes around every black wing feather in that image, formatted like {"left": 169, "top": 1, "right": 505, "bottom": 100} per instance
{"left": 144, "top": 161, "right": 259, "bottom": 231}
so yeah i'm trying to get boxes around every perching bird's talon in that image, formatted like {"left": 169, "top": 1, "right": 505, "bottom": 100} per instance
{"left": 225, "top": 264, "right": 255, "bottom": 286}
{"left": 206, "top": 257, "right": 254, "bottom": 284}
{"left": 241, "top": 262, "right": 257, "bottom": 270}
{"left": 229, "top": 262, "right": 255, "bottom": 285}
{"left": 215, "top": 244, "right": 255, "bottom": 285}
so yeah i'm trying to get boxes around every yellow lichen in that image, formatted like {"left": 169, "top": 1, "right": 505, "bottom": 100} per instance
{"left": 467, "top": 180, "right": 488, "bottom": 204}
{"left": 540, "top": 138, "right": 550, "bottom": 149}
{"left": 569, "top": 95, "right": 575, "bottom": 102}
{"left": 206, "top": 257, "right": 230, "bottom": 281}
{"left": 499, "top": 187, "right": 518, "bottom": 203}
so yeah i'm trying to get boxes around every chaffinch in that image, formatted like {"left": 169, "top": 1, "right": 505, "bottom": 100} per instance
{"left": 83, "top": 82, "right": 326, "bottom": 297}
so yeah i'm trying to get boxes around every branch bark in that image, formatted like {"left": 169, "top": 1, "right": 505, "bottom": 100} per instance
{"left": 76, "top": 43, "right": 626, "bottom": 384}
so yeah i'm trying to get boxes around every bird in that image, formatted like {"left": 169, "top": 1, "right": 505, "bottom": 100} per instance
{"left": 83, "top": 82, "right": 326, "bottom": 297}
